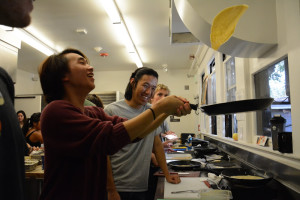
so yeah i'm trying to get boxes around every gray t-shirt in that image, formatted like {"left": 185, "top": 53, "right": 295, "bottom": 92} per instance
{"left": 160, "top": 120, "right": 170, "bottom": 142}
{"left": 104, "top": 99, "right": 161, "bottom": 192}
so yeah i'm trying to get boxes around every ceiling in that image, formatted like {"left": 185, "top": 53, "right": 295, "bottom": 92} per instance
{"left": 17, "top": 0, "right": 200, "bottom": 74}
{"left": 17, "top": 0, "right": 278, "bottom": 74}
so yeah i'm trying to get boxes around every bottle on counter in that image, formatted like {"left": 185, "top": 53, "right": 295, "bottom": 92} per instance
{"left": 185, "top": 135, "right": 193, "bottom": 151}
{"left": 270, "top": 115, "right": 286, "bottom": 150}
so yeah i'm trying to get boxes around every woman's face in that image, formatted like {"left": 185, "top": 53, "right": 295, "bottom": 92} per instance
{"left": 63, "top": 53, "right": 95, "bottom": 95}
{"left": 17, "top": 113, "right": 24, "bottom": 122}
{"left": 151, "top": 89, "right": 169, "bottom": 105}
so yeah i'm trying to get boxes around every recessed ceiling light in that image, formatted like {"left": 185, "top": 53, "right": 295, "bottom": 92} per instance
{"left": 76, "top": 28, "right": 87, "bottom": 35}
{"left": 94, "top": 47, "right": 103, "bottom": 52}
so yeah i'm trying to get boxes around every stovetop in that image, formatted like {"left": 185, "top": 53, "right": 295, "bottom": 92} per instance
{"left": 163, "top": 151, "right": 288, "bottom": 200}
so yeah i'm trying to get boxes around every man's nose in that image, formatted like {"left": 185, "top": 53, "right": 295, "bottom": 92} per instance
{"left": 145, "top": 87, "right": 152, "bottom": 94}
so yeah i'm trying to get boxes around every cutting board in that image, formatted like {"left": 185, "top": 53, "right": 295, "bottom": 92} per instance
{"left": 164, "top": 177, "right": 211, "bottom": 199}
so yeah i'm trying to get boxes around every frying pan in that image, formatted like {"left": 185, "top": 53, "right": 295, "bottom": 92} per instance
{"left": 220, "top": 168, "right": 273, "bottom": 188}
{"left": 193, "top": 146, "right": 217, "bottom": 158}
{"left": 190, "top": 98, "right": 273, "bottom": 115}
{"left": 168, "top": 160, "right": 201, "bottom": 171}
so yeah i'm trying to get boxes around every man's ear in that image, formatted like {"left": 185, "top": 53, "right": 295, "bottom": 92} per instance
{"left": 129, "top": 77, "right": 134, "bottom": 84}
{"left": 130, "top": 78, "right": 135, "bottom": 87}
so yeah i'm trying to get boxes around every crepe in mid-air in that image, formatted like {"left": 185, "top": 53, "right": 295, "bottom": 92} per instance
{"left": 210, "top": 4, "right": 249, "bottom": 50}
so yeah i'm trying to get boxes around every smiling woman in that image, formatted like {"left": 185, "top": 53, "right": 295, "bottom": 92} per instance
{"left": 37, "top": 48, "right": 191, "bottom": 199}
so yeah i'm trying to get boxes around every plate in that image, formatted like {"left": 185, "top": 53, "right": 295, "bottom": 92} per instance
{"left": 200, "top": 98, "right": 273, "bottom": 116}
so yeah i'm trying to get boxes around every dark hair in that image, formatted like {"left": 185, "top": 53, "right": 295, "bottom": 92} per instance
{"left": 86, "top": 94, "right": 104, "bottom": 108}
{"left": 17, "top": 110, "right": 27, "bottom": 122}
{"left": 39, "top": 48, "right": 88, "bottom": 103}
{"left": 28, "top": 112, "right": 41, "bottom": 128}
{"left": 124, "top": 67, "right": 158, "bottom": 100}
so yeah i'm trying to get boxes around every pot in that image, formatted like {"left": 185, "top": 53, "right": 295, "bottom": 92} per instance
{"left": 168, "top": 160, "right": 201, "bottom": 171}
{"left": 220, "top": 168, "right": 273, "bottom": 188}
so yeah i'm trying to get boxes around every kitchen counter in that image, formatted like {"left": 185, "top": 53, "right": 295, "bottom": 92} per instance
{"left": 25, "top": 165, "right": 44, "bottom": 200}
{"left": 154, "top": 150, "right": 294, "bottom": 200}
{"left": 25, "top": 165, "right": 44, "bottom": 179}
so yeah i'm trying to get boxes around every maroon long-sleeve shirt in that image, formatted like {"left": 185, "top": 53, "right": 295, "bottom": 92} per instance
{"left": 39, "top": 100, "right": 130, "bottom": 200}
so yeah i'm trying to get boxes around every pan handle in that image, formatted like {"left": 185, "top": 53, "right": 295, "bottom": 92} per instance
{"left": 190, "top": 103, "right": 198, "bottom": 110}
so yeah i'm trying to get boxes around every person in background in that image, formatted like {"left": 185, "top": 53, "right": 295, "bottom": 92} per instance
{"left": 87, "top": 94, "right": 104, "bottom": 108}
{"left": 0, "top": 0, "right": 33, "bottom": 199}
{"left": 84, "top": 98, "right": 96, "bottom": 106}
{"left": 150, "top": 84, "right": 177, "bottom": 148}
{"left": 147, "top": 83, "right": 178, "bottom": 200}
{"left": 104, "top": 67, "right": 190, "bottom": 200}
{"left": 0, "top": 0, "right": 33, "bottom": 28}
{"left": 17, "top": 110, "right": 27, "bottom": 129}
{"left": 17, "top": 110, "right": 29, "bottom": 135}
{"left": 16, "top": 110, "right": 34, "bottom": 155}
{"left": 25, "top": 112, "right": 43, "bottom": 147}
{"left": 38, "top": 48, "right": 191, "bottom": 199}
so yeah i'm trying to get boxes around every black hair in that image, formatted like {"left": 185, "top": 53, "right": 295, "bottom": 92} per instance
{"left": 124, "top": 67, "right": 158, "bottom": 100}
{"left": 86, "top": 94, "right": 104, "bottom": 108}
{"left": 28, "top": 112, "right": 41, "bottom": 128}
{"left": 39, "top": 48, "right": 88, "bottom": 103}
{"left": 17, "top": 110, "right": 27, "bottom": 122}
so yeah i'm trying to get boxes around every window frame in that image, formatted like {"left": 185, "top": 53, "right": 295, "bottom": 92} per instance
{"left": 254, "top": 56, "right": 292, "bottom": 137}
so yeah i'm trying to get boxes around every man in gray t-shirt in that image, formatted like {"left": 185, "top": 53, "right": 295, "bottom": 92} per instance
{"left": 104, "top": 67, "right": 181, "bottom": 200}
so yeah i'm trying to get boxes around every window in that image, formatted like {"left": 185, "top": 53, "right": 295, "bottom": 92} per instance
{"left": 208, "top": 58, "right": 217, "bottom": 135}
{"left": 224, "top": 57, "right": 238, "bottom": 138}
{"left": 225, "top": 57, "right": 236, "bottom": 102}
{"left": 201, "top": 73, "right": 207, "bottom": 131}
{"left": 254, "top": 57, "right": 292, "bottom": 136}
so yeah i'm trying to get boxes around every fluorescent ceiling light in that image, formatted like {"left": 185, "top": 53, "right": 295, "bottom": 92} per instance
{"left": 1, "top": 25, "right": 61, "bottom": 55}
{"left": 129, "top": 52, "right": 143, "bottom": 68}
{"left": 102, "top": 0, "right": 143, "bottom": 68}
{"left": 101, "top": 0, "right": 121, "bottom": 24}
{"left": 0, "top": 25, "right": 13, "bottom": 31}
{"left": 25, "top": 26, "right": 63, "bottom": 52}
{"left": 117, "top": 23, "right": 135, "bottom": 52}
{"left": 13, "top": 28, "right": 56, "bottom": 56}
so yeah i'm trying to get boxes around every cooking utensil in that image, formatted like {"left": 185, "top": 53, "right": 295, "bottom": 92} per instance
{"left": 191, "top": 138, "right": 209, "bottom": 147}
{"left": 190, "top": 98, "right": 273, "bottom": 115}
{"left": 220, "top": 168, "right": 273, "bottom": 188}
{"left": 164, "top": 177, "right": 211, "bottom": 199}
{"left": 171, "top": 189, "right": 202, "bottom": 194}
{"left": 168, "top": 160, "right": 201, "bottom": 171}
{"left": 194, "top": 146, "right": 217, "bottom": 154}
